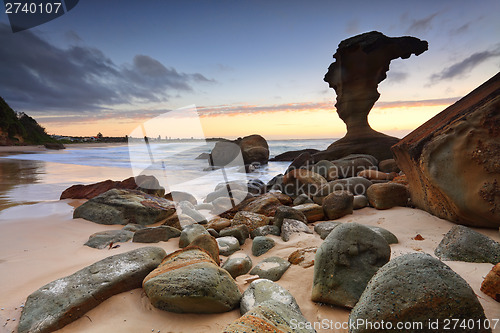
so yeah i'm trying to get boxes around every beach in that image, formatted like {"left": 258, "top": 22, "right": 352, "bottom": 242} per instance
{"left": 0, "top": 146, "right": 499, "bottom": 333}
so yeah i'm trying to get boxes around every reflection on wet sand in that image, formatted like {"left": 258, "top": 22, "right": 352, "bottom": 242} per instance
{"left": 0, "top": 158, "right": 45, "bottom": 210}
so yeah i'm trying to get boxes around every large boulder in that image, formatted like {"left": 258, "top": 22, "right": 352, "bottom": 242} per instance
{"left": 61, "top": 175, "right": 164, "bottom": 199}
{"left": 73, "top": 189, "right": 176, "bottom": 225}
{"left": 315, "top": 32, "right": 427, "bottom": 162}
{"left": 231, "top": 211, "right": 271, "bottom": 232}
{"left": 480, "top": 263, "right": 500, "bottom": 302}
{"left": 312, "top": 223, "right": 390, "bottom": 308}
{"left": 392, "top": 73, "right": 500, "bottom": 228}
{"left": 18, "top": 247, "right": 166, "bottom": 333}
{"left": 143, "top": 247, "right": 241, "bottom": 313}
{"left": 282, "top": 169, "right": 327, "bottom": 198}
{"left": 349, "top": 253, "right": 491, "bottom": 333}
{"left": 273, "top": 205, "right": 308, "bottom": 229}
{"left": 250, "top": 257, "right": 291, "bottom": 281}
{"left": 132, "top": 226, "right": 181, "bottom": 243}
{"left": 434, "top": 225, "right": 500, "bottom": 264}
{"left": 209, "top": 134, "right": 269, "bottom": 166}
{"left": 366, "top": 182, "right": 409, "bottom": 209}
{"left": 322, "top": 190, "right": 354, "bottom": 219}
{"left": 221, "top": 252, "right": 253, "bottom": 278}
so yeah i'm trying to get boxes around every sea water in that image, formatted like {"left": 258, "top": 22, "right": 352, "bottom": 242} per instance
{"left": 0, "top": 138, "right": 334, "bottom": 209}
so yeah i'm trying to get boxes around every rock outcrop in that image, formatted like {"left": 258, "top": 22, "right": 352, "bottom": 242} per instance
{"left": 143, "top": 247, "right": 241, "bottom": 313}
{"left": 73, "top": 189, "right": 176, "bottom": 225}
{"left": 392, "top": 72, "right": 500, "bottom": 228}
{"left": 61, "top": 175, "right": 164, "bottom": 199}
{"left": 18, "top": 247, "right": 166, "bottom": 333}
{"left": 208, "top": 134, "right": 270, "bottom": 167}
{"left": 349, "top": 253, "right": 490, "bottom": 333}
{"left": 315, "top": 31, "right": 428, "bottom": 162}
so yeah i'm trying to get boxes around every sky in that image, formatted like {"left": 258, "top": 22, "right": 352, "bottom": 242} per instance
{"left": 0, "top": 0, "right": 499, "bottom": 140}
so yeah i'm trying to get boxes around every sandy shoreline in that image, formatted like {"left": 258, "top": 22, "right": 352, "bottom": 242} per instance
{"left": 0, "top": 200, "right": 498, "bottom": 333}
{"left": 0, "top": 142, "right": 129, "bottom": 155}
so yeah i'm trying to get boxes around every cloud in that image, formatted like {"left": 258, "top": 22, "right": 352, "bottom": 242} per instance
{"left": 430, "top": 47, "right": 500, "bottom": 81}
{"left": 0, "top": 23, "right": 213, "bottom": 113}
{"left": 345, "top": 19, "right": 360, "bottom": 35}
{"left": 385, "top": 71, "right": 409, "bottom": 83}
{"left": 450, "top": 22, "right": 470, "bottom": 35}
{"left": 406, "top": 12, "right": 439, "bottom": 34}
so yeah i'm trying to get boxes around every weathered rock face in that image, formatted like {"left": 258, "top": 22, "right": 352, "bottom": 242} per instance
{"left": 392, "top": 73, "right": 500, "bottom": 228}
{"left": 240, "top": 279, "right": 301, "bottom": 315}
{"left": 73, "top": 189, "right": 176, "bottom": 225}
{"left": 434, "top": 225, "right": 500, "bottom": 264}
{"left": 312, "top": 223, "right": 390, "bottom": 308}
{"left": 85, "top": 230, "right": 134, "bottom": 249}
{"left": 222, "top": 252, "right": 253, "bottom": 278}
{"left": 252, "top": 236, "right": 275, "bottom": 256}
{"left": 322, "top": 190, "right": 354, "bottom": 219}
{"left": 143, "top": 247, "right": 241, "bottom": 313}
{"left": 317, "top": 31, "right": 428, "bottom": 162}
{"left": 224, "top": 300, "right": 316, "bottom": 333}
{"left": 18, "top": 247, "right": 166, "bottom": 333}
{"left": 349, "top": 253, "right": 491, "bottom": 333}
{"left": 282, "top": 169, "right": 327, "bottom": 198}
{"left": 281, "top": 218, "right": 312, "bottom": 242}
{"left": 480, "top": 263, "right": 500, "bottom": 302}
{"left": 366, "top": 182, "right": 409, "bottom": 209}
{"left": 61, "top": 175, "right": 164, "bottom": 199}
{"left": 209, "top": 134, "right": 270, "bottom": 167}
{"left": 132, "top": 226, "right": 181, "bottom": 243}
{"left": 231, "top": 211, "right": 271, "bottom": 232}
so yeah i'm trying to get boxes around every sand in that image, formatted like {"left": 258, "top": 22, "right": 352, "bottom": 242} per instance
{"left": 1, "top": 201, "right": 499, "bottom": 333}
{"left": 0, "top": 142, "right": 128, "bottom": 155}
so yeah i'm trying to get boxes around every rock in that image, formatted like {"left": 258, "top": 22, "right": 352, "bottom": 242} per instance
{"left": 250, "top": 225, "right": 281, "bottom": 238}
{"left": 322, "top": 190, "right": 354, "bottom": 219}
{"left": 282, "top": 169, "right": 327, "bottom": 197}
{"left": 223, "top": 300, "right": 316, "bottom": 333}
{"left": 480, "top": 263, "right": 500, "bottom": 302}
{"left": 273, "top": 205, "right": 308, "bottom": 229}
{"left": 122, "top": 223, "right": 145, "bottom": 232}
{"left": 143, "top": 247, "right": 241, "bottom": 313}
{"left": 164, "top": 191, "right": 197, "bottom": 205}
{"left": 316, "top": 31, "right": 427, "bottom": 162}
{"left": 314, "top": 177, "right": 373, "bottom": 202}
{"left": 312, "top": 223, "right": 390, "bottom": 308}
{"left": 240, "top": 193, "right": 284, "bottom": 216}
{"left": 366, "top": 182, "right": 409, "bottom": 209}
{"left": 239, "top": 134, "right": 270, "bottom": 165}
{"left": 73, "top": 189, "right": 176, "bottom": 225}
{"left": 231, "top": 211, "right": 271, "bottom": 232}
{"left": 206, "top": 217, "right": 232, "bottom": 231}
{"left": 357, "top": 169, "right": 393, "bottom": 180}
{"left": 132, "top": 226, "right": 181, "bottom": 243}
{"left": 434, "top": 225, "right": 500, "bottom": 264}
{"left": 84, "top": 230, "right": 134, "bottom": 249}
{"left": 265, "top": 174, "right": 284, "bottom": 192}
{"left": 250, "top": 257, "right": 291, "bottom": 281}
{"left": 179, "top": 224, "right": 210, "bottom": 248}
{"left": 161, "top": 212, "right": 182, "bottom": 230}
{"left": 205, "top": 186, "right": 249, "bottom": 204}
{"left": 219, "top": 224, "right": 249, "bottom": 245}
{"left": 221, "top": 252, "right": 253, "bottom": 279}
{"left": 211, "top": 197, "right": 237, "bottom": 213}
{"left": 285, "top": 152, "right": 314, "bottom": 174}
{"left": 392, "top": 73, "right": 500, "bottom": 228}
{"left": 349, "top": 253, "right": 490, "bottom": 333}
{"left": 378, "top": 159, "right": 400, "bottom": 173}
{"left": 270, "top": 148, "right": 320, "bottom": 162}
{"left": 327, "top": 155, "right": 378, "bottom": 179}
{"left": 217, "top": 236, "right": 241, "bottom": 256}
{"left": 293, "top": 203, "right": 324, "bottom": 222}
{"left": 293, "top": 193, "right": 314, "bottom": 205}
{"left": 367, "top": 226, "right": 398, "bottom": 244}
{"left": 240, "top": 279, "right": 301, "bottom": 315}
{"left": 208, "top": 139, "right": 243, "bottom": 167}
{"left": 195, "top": 203, "right": 213, "bottom": 210}
{"left": 314, "top": 221, "right": 341, "bottom": 239}
{"left": 44, "top": 142, "right": 65, "bottom": 150}
{"left": 252, "top": 236, "right": 276, "bottom": 256}
{"left": 281, "top": 218, "right": 312, "bottom": 242}
{"left": 61, "top": 175, "right": 164, "bottom": 199}
{"left": 353, "top": 195, "right": 369, "bottom": 209}
{"left": 268, "top": 191, "right": 293, "bottom": 205}
{"left": 18, "top": 247, "right": 166, "bottom": 333}
{"left": 288, "top": 247, "right": 317, "bottom": 268}
{"left": 311, "top": 160, "right": 339, "bottom": 181}
{"left": 178, "top": 201, "right": 207, "bottom": 224}
{"left": 314, "top": 221, "right": 397, "bottom": 244}
{"left": 189, "top": 234, "right": 220, "bottom": 264}
{"left": 206, "top": 228, "right": 219, "bottom": 238}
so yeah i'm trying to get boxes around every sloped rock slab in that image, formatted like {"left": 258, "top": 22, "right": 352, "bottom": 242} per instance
{"left": 73, "top": 189, "right": 175, "bottom": 225}
{"left": 435, "top": 225, "right": 500, "bottom": 264}
{"left": 84, "top": 229, "right": 134, "bottom": 249}
{"left": 18, "top": 247, "right": 166, "bottom": 333}
{"left": 250, "top": 256, "right": 291, "bottom": 281}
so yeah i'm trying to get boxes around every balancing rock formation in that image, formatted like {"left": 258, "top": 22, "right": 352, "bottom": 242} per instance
{"left": 315, "top": 31, "right": 428, "bottom": 162}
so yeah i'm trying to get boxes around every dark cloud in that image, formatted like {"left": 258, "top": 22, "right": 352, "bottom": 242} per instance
{"left": 0, "top": 23, "right": 213, "bottom": 113}
{"left": 450, "top": 22, "right": 470, "bottom": 35}
{"left": 406, "top": 12, "right": 439, "bottom": 34}
{"left": 430, "top": 47, "right": 500, "bottom": 81}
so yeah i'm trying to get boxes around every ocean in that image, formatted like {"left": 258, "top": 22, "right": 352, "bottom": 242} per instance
{"left": 0, "top": 139, "right": 334, "bottom": 210}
